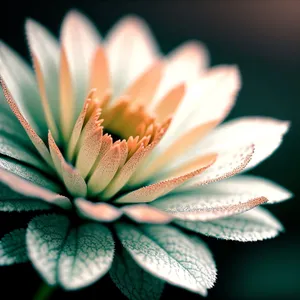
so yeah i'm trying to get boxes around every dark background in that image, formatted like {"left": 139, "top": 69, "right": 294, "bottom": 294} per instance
{"left": 0, "top": 0, "right": 299, "bottom": 299}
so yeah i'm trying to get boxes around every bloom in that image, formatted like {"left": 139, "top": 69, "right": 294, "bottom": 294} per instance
{"left": 0, "top": 9, "right": 292, "bottom": 298}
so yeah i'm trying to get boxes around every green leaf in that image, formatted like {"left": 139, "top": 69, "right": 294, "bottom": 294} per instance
{"left": 176, "top": 207, "right": 283, "bottom": 242}
{"left": 27, "top": 214, "right": 70, "bottom": 285}
{"left": 0, "top": 228, "right": 28, "bottom": 265}
{"left": 0, "top": 183, "right": 51, "bottom": 212}
{"left": 116, "top": 224, "right": 217, "bottom": 296}
{"left": 110, "top": 247, "right": 164, "bottom": 300}
{"left": 27, "top": 214, "right": 115, "bottom": 289}
{"left": 0, "top": 157, "right": 60, "bottom": 192}
{"left": 0, "top": 134, "right": 46, "bottom": 171}
{"left": 58, "top": 223, "right": 114, "bottom": 290}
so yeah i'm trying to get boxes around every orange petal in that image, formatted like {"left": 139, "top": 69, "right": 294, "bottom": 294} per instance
{"left": 139, "top": 119, "right": 219, "bottom": 182}
{"left": 90, "top": 47, "right": 110, "bottom": 103}
{"left": 0, "top": 77, "right": 53, "bottom": 167}
{"left": 48, "top": 131, "right": 87, "bottom": 197}
{"left": 115, "top": 154, "right": 216, "bottom": 203}
{"left": 75, "top": 198, "right": 122, "bottom": 222}
{"left": 154, "top": 83, "right": 185, "bottom": 123}
{"left": 88, "top": 145, "right": 121, "bottom": 195}
{"left": 122, "top": 204, "right": 173, "bottom": 224}
{"left": 60, "top": 47, "right": 74, "bottom": 142}
{"left": 76, "top": 127, "right": 103, "bottom": 179}
{"left": 124, "top": 61, "right": 163, "bottom": 108}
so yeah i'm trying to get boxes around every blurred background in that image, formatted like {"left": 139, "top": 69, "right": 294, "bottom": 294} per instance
{"left": 0, "top": 0, "right": 299, "bottom": 299}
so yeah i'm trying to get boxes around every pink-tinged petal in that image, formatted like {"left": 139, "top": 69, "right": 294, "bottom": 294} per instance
{"left": 178, "top": 144, "right": 255, "bottom": 191}
{"left": 199, "top": 175, "right": 292, "bottom": 204}
{"left": 153, "top": 41, "right": 209, "bottom": 106}
{"left": 105, "top": 16, "right": 159, "bottom": 98}
{"left": 88, "top": 145, "right": 121, "bottom": 195}
{"left": 61, "top": 10, "right": 101, "bottom": 117}
{"left": 25, "top": 19, "right": 60, "bottom": 126}
{"left": 196, "top": 117, "right": 289, "bottom": 171}
{"left": 90, "top": 47, "right": 111, "bottom": 102}
{"left": 48, "top": 132, "right": 87, "bottom": 197}
{"left": 152, "top": 65, "right": 241, "bottom": 157}
{"left": 0, "top": 168, "right": 71, "bottom": 209}
{"left": 0, "top": 77, "right": 53, "bottom": 167}
{"left": 124, "top": 61, "right": 164, "bottom": 108}
{"left": 75, "top": 105, "right": 103, "bottom": 178}
{"left": 115, "top": 154, "right": 216, "bottom": 203}
{"left": 75, "top": 198, "right": 122, "bottom": 222}
{"left": 66, "top": 91, "right": 94, "bottom": 161}
{"left": 139, "top": 119, "right": 219, "bottom": 182}
{"left": 152, "top": 193, "right": 267, "bottom": 221}
{"left": 122, "top": 204, "right": 173, "bottom": 224}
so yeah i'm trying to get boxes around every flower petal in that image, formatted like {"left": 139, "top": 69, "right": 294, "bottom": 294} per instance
{"left": 105, "top": 15, "right": 159, "bottom": 98}
{"left": 110, "top": 247, "right": 164, "bottom": 300}
{"left": 176, "top": 207, "right": 283, "bottom": 242}
{"left": 0, "top": 182, "right": 51, "bottom": 211}
{"left": 26, "top": 19, "right": 60, "bottom": 132}
{"left": 61, "top": 10, "right": 101, "bottom": 117}
{"left": 122, "top": 204, "right": 173, "bottom": 224}
{"left": 194, "top": 117, "right": 289, "bottom": 171}
{"left": 0, "top": 156, "right": 59, "bottom": 192}
{"left": 0, "top": 167, "right": 71, "bottom": 209}
{"left": 152, "top": 41, "right": 209, "bottom": 106}
{"left": 0, "top": 42, "right": 47, "bottom": 136}
{"left": 48, "top": 132, "right": 87, "bottom": 197}
{"left": 178, "top": 144, "right": 254, "bottom": 190}
{"left": 151, "top": 193, "right": 267, "bottom": 221}
{"left": 198, "top": 175, "right": 292, "bottom": 204}
{"left": 153, "top": 65, "right": 240, "bottom": 157}
{"left": 0, "top": 134, "right": 47, "bottom": 172}
{"left": 115, "top": 154, "right": 216, "bottom": 203}
{"left": 75, "top": 198, "right": 122, "bottom": 222}
{"left": 116, "top": 223, "right": 216, "bottom": 295}
{"left": 0, "top": 77, "right": 53, "bottom": 167}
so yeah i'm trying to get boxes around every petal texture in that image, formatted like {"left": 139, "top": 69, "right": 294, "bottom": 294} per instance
{"left": 177, "top": 207, "right": 283, "bottom": 242}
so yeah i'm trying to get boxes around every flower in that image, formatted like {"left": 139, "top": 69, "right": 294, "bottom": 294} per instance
{"left": 0, "top": 10, "right": 292, "bottom": 299}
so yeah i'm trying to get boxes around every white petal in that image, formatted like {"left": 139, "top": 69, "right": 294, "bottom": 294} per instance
{"left": 0, "top": 42, "right": 47, "bottom": 136}
{"left": 151, "top": 192, "right": 266, "bottom": 221}
{"left": 105, "top": 15, "right": 159, "bottom": 98}
{"left": 153, "top": 65, "right": 240, "bottom": 156}
{"left": 61, "top": 10, "right": 101, "bottom": 117}
{"left": 177, "top": 207, "right": 283, "bottom": 242}
{"left": 194, "top": 117, "right": 289, "bottom": 171}
{"left": 26, "top": 19, "right": 60, "bottom": 125}
{"left": 152, "top": 41, "right": 209, "bottom": 107}
{"left": 198, "top": 175, "right": 292, "bottom": 204}
{"left": 178, "top": 144, "right": 254, "bottom": 190}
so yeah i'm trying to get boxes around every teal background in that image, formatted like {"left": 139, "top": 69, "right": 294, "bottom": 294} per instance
{"left": 0, "top": 1, "right": 299, "bottom": 299}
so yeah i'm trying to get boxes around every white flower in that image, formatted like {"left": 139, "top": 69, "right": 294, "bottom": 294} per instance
{"left": 0, "top": 10, "right": 292, "bottom": 299}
